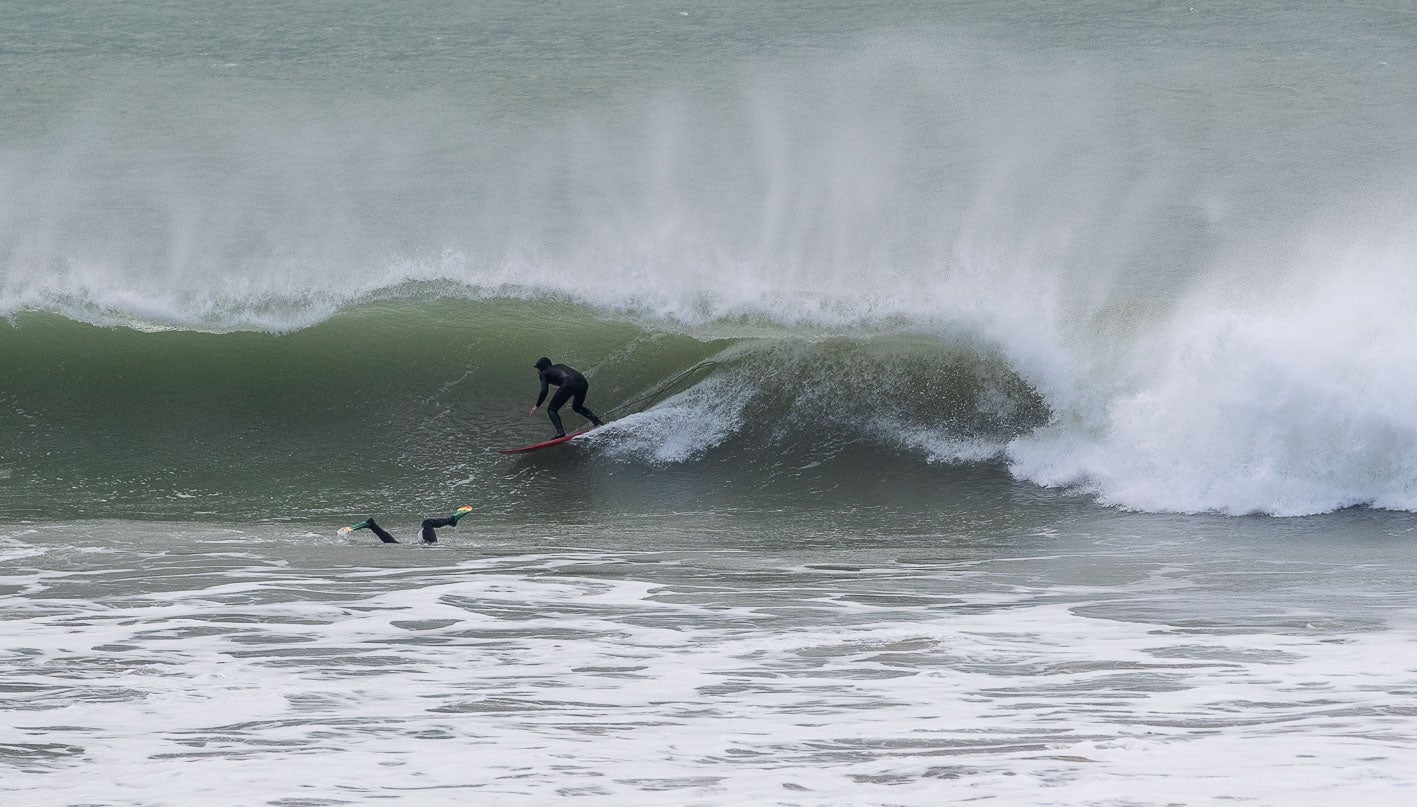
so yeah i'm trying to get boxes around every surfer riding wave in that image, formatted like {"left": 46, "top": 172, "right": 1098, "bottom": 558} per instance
{"left": 529, "top": 357, "right": 604, "bottom": 438}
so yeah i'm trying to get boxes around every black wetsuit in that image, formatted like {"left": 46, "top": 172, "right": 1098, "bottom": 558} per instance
{"left": 364, "top": 516, "right": 459, "bottom": 544}
{"left": 536, "top": 363, "right": 603, "bottom": 436}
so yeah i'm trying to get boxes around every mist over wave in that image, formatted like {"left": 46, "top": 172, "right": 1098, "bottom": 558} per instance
{"left": 1012, "top": 218, "right": 1417, "bottom": 516}
{"left": 3, "top": 16, "right": 1416, "bottom": 516}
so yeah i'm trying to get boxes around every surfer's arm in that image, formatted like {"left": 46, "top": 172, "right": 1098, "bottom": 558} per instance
{"left": 535, "top": 375, "right": 550, "bottom": 407}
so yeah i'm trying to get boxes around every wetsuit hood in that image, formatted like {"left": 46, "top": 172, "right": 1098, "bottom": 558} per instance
{"left": 534, "top": 357, "right": 553, "bottom": 371}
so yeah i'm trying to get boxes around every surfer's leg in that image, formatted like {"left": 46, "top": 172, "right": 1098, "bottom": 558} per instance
{"left": 569, "top": 384, "right": 603, "bottom": 427}
{"left": 417, "top": 507, "right": 472, "bottom": 543}
{"left": 418, "top": 518, "right": 451, "bottom": 543}
{"left": 366, "top": 518, "right": 399, "bottom": 544}
{"left": 547, "top": 386, "right": 573, "bottom": 437}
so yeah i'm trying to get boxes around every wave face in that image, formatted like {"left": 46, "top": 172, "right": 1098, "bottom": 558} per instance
{"left": 0, "top": 302, "right": 1042, "bottom": 521}
{"left": 3, "top": 3, "right": 1417, "bottom": 516}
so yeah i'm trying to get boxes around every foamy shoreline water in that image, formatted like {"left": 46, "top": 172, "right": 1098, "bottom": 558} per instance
{"left": 5, "top": 521, "right": 1416, "bottom": 805}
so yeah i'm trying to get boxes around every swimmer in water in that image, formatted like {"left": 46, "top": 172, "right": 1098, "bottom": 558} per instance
{"left": 338, "top": 506, "right": 473, "bottom": 544}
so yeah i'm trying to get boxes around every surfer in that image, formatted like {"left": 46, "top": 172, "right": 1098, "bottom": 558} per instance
{"left": 339, "top": 506, "right": 473, "bottom": 544}
{"left": 529, "top": 357, "right": 604, "bottom": 438}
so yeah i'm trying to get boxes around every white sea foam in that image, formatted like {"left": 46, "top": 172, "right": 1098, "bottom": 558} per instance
{"left": 1009, "top": 215, "right": 1417, "bottom": 515}
{"left": 590, "top": 376, "right": 756, "bottom": 464}
{"left": 879, "top": 419, "right": 1009, "bottom": 464}
{"left": 5, "top": 526, "right": 1417, "bottom": 806}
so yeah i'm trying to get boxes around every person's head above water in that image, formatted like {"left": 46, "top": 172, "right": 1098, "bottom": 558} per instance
{"left": 534, "top": 357, "right": 552, "bottom": 371}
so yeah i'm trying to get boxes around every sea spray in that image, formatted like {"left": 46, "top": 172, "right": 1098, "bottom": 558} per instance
{"left": 1010, "top": 211, "right": 1417, "bottom": 515}
{"left": 4, "top": 15, "right": 1417, "bottom": 516}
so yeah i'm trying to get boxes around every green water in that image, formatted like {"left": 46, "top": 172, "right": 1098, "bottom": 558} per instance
{"left": 0, "top": 300, "right": 1046, "bottom": 525}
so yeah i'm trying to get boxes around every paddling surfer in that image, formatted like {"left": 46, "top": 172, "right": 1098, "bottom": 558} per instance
{"left": 339, "top": 507, "right": 472, "bottom": 544}
{"left": 529, "top": 357, "right": 604, "bottom": 438}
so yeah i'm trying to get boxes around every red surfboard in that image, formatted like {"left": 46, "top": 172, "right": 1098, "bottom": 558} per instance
{"left": 495, "top": 427, "right": 594, "bottom": 455}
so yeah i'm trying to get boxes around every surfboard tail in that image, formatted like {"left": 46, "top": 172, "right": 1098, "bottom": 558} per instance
{"left": 495, "top": 427, "right": 595, "bottom": 454}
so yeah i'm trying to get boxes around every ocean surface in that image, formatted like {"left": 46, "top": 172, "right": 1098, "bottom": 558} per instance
{"left": 4, "top": 2, "right": 1417, "bottom": 804}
